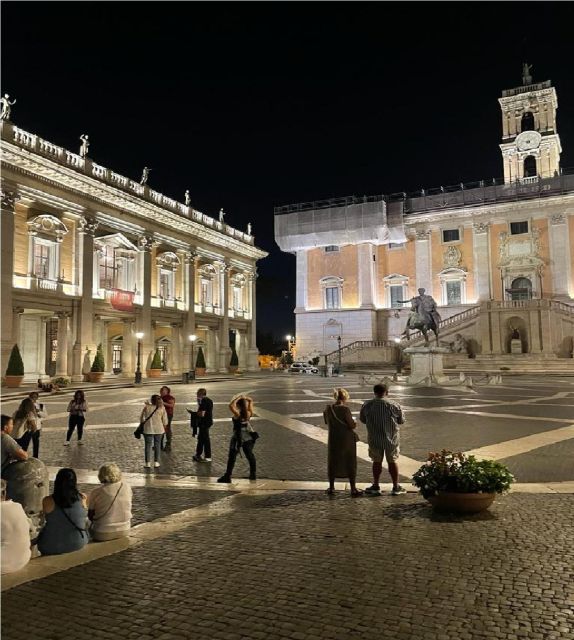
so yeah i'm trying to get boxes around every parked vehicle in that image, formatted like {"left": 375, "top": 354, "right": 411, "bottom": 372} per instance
{"left": 289, "top": 362, "right": 319, "bottom": 374}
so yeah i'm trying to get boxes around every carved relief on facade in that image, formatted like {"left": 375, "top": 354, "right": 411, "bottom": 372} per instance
{"left": 443, "top": 245, "right": 462, "bottom": 269}
{"left": 27, "top": 214, "right": 68, "bottom": 242}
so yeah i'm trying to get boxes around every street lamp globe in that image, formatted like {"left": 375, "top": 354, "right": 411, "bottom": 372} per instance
{"left": 286, "top": 335, "right": 292, "bottom": 341}
{"left": 394, "top": 337, "right": 401, "bottom": 344}
{"left": 189, "top": 334, "right": 197, "bottom": 342}
{"left": 135, "top": 331, "right": 144, "bottom": 340}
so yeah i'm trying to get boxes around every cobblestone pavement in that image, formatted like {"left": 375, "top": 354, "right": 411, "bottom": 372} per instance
{"left": 2, "top": 372, "right": 571, "bottom": 483}
{"left": 3, "top": 492, "right": 573, "bottom": 640}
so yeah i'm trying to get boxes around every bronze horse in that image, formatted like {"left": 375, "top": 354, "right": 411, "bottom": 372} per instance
{"left": 401, "top": 307, "right": 440, "bottom": 346}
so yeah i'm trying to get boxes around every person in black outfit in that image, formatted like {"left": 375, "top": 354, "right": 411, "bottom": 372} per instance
{"left": 217, "top": 395, "right": 256, "bottom": 483}
{"left": 191, "top": 388, "right": 213, "bottom": 462}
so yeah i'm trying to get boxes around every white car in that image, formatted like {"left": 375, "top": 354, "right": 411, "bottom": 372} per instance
{"left": 289, "top": 362, "right": 319, "bottom": 374}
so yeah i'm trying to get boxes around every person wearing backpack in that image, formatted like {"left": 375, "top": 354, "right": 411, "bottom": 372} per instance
{"left": 217, "top": 395, "right": 257, "bottom": 483}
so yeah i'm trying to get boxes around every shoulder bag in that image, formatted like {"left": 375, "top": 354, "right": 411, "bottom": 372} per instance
{"left": 330, "top": 405, "right": 360, "bottom": 442}
{"left": 134, "top": 407, "right": 158, "bottom": 439}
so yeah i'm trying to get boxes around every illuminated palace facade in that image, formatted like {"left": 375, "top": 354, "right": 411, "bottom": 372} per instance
{"left": 275, "top": 72, "right": 574, "bottom": 365}
{"left": 1, "top": 116, "right": 267, "bottom": 381}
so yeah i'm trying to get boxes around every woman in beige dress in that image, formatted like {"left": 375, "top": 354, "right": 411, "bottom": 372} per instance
{"left": 323, "top": 388, "right": 361, "bottom": 496}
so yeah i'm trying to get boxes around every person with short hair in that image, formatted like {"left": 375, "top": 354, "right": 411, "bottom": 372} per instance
{"left": 217, "top": 395, "right": 256, "bottom": 483}
{"left": 1, "top": 415, "right": 28, "bottom": 475}
{"left": 12, "top": 398, "right": 42, "bottom": 458}
{"left": 359, "top": 384, "right": 406, "bottom": 496}
{"left": 87, "top": 463, "right": 132, "bottom": 541}
{"left": 140, "top": 395, "right": 168, "bottom": 469}
{"left": 323, "top": 388, "right": 361, "bottom": 496}
{"left": 159, "top": 386, "right": 176, "bottom": 451}
{"left": 1, "top": 478, "right": 32, "bottom": 574}
{"left": 192, "top": 388, "right": 213, "bottom": 462}
{"left": 37, "top": 468, "right": 89, "bottom": 556}
{"left": 65, "top": 390, "right": 88, "bottom": 446}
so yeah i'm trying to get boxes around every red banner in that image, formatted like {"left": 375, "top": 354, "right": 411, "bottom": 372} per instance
{"left": 110, "top": 289, "right": 134, "bottom": 311}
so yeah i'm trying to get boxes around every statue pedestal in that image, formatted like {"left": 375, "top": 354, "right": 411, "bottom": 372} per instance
{"left": 510, "top": 339, "right": 522, "bottom": 355}
{"left": 404, "top": 346, "right": 451, "bottom": 386}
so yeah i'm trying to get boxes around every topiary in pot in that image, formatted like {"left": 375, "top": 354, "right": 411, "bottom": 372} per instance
{"left": 89, "top": 343, "right": 106, "bottom": 382}
{"left": 5, "top": 344, "right": 25, "bottom": 387}
{"left": 229, "top": 348, "right": 239, "bottom": 372}
{"left": 147, "top": 349, "right": 163, "bottom": 378}
{"left": 195, "top": 347, "right": 206, "bottom": 376}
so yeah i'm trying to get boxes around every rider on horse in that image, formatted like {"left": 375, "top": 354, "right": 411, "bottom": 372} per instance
{"left": 398, "top": 288, "right": 441, "bottom": 343}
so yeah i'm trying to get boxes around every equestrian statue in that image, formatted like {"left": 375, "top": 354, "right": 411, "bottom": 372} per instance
{"left": 398, "top": 288, "right": 441, "bottom": 345}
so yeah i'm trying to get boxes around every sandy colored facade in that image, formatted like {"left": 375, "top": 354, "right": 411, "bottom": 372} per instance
{"left": 1, "top": 119, "right": 267, "bottom": 381}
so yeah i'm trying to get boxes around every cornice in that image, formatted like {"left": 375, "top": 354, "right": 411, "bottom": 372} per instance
{"left": 1, "top": 142, "right": 267, "bottom": 261}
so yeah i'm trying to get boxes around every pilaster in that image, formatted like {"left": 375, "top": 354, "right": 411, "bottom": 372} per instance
{"left": 472, "top": 223, "right": 492, "bottom": 301}
{"left": 295, "top": 250, "right": 308, "bottom": 312}
{"left": 548, "top": 214, "right": 570, "bottom": 297}
{"left": 358, "top": 243, "right": 376, "bottom": 308}
{"left": 138, "top": 236, "right": 153, "bottom": 369}
{"left": 184, "top": 250, "right": 197, "bottom": 370}
{"left": 247, "top": 269, "right": 259, "bottom": 370}
{"left": 1, "top": 187, "right": 18, "bottom": 374}
{"left": 218, "top": 262, "right": 232, "bottom": 372}
{"left": 55, "top": 312, "right": 70, "bottom": 376}
{"left": 414, "top": 229, "right": 432, "bottom": 294}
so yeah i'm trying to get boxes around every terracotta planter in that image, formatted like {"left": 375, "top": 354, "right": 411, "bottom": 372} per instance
{"left": 4, "top": 375, "right": 24, "bottom": 388}
{"left": 88, "top": 372, "right": 105, "bottom": 383}
{"left": 146, "top": 369, "right": 162, "bottom": 378}
{"left": 427, "top": 492, "right": 496, "bottom": 514}
{"left": 195, "top": 368, "right": 206, "bottom": 377}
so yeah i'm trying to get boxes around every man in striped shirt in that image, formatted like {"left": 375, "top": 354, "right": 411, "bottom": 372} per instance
{"left": 359, "top": 383, "right": 406, "bottom": 496}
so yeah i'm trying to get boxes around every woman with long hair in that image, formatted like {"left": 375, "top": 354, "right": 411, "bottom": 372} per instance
{"left": 12, "top": 397, "right": 41, "bottom": 458}
{"left": 324, "top": 388, "right": 361, "bottom": 496}
{"left": 140, "top": 394, "right": 168, "bottom": 469}
{"left": 65, "top": 390, "right": 88, "bottom": 446}
{"left": 37, "top": 468, "right": 88, "bottom": 556}
{"left": 217, "top": 395, "right": 257, "bottom": 483}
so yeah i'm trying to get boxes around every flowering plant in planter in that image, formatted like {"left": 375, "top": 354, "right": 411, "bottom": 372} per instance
{"left": 412, "top": 450, "right": 514, "bottom": 499}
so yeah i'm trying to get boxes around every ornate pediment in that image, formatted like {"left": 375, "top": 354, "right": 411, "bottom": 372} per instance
{"left": 95, "top": 232, "right": 138, "bottom": 252}
{"left": 498, "top": 229, "right": 544, "bottom": 270}
{"left": 27, "top": 214, "right": 68, "bottom": 242}
{"left": 156, "top": 251, "right": 181, "bottom": 270}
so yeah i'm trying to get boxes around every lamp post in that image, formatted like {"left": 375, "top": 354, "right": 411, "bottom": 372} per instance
{"left": 188, "top": 334, "right": 197, "bottom": 381}
{"left": 337, "top": 335, "right": 342, "bottom": 373}
{"left": 134, "top": 332, "right": 144, "bottom": 384}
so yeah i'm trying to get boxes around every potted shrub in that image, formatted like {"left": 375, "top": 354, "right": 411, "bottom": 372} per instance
{"left": 5, "top": 344, "right": 25, "bottom": 388}
{"left": 195, "top": 347, "right": 206, "bottom": 376}
{"left": 412, "top": 450, "right": 514, "bottom": 514}
{"left": 229, "top": 348, "right": 239, "bottom": 373}
{"left": 147, "top": 349, "right": 163, "bottom": 378}
{"left": 89, "top": 343, "right": 106, "bottom": 383}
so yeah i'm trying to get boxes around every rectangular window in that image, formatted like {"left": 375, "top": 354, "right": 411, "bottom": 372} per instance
{"left": 233, "top": 286, "right": 242, "bottom": 310}
{"left": 446, "top": 281, "right": 462, "bottom": 305}
{"left": 159, "top": 269, "right": 174, "bottom": 299}
{"left": 389, "top": 242, "right": 405, "bottom": 250}
{"left": 33, "top": 242, "right": 52, "bottom": 279}
{"left": 442, "top": 229, "right": 460, "bottom": 243}
{"left": 99, "top": 246, "right": 118, "bottom": 290}
{"left": 325, "top": 287, "right": 340, "bottom": 309}
{"left": 324, "top": 245, "right": 339, "bottom": 253}
{"left": 510, "top": 221, "right": 529, "bottom": 235}
{"left": 390, "top": 285, "right": 404, "bottom": 308}
{"left": 112, "top": 344, "right": 122, "bottom": 372}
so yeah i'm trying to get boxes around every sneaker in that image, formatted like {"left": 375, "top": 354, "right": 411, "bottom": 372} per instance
{"left": 144, "top": 462, "right": 151, "bottom": 468}
{"left": 63, "top": 441, "right": 70, "bottom": 446}
{"left": 78, "top": 441, "right": 84, "bottom": 446}
{"left": 364, "top": 485, "right": 382, "bottom": 496}
{"left": 391, "top": 485, "right": 407, "bottom": 495}
{"left": 202, "top": 458, "right": 212, "bottom": 462}
{"left": 192, "top": 455, "right": 203, "bottom": 462}
{"left": 154, "top": 462, "right": 160, "bottom": 468}
{"left": 217, "top": 475, "right": 232, "bottom": 484}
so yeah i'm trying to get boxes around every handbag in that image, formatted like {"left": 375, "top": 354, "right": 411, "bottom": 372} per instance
{"left": 329, "top": 405, "right": 360, "bottom": 442}
{"left": 134, "top": 407, "right": 158, "bottom": 439}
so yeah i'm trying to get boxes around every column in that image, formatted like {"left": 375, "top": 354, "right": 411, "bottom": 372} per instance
{"left": 12, "top": 308, "right": 24, "bottom": 346}
{"left": 218, "top": 263, "right": 231, "bottom": 372}
{"left": 121, "top": 319, "right": 134, "bottom": 377}
{"left": 414, "top": 229, "right": 432, "bottom": 293}
{"left": 1, "top": 188, "right": 17, "bottom": 374}
{"left": 247, "top": 270, "right": 260, "bottom": 371}
{"left": 548, "top": 214, "right": 570, "bottom": 297}
{"left": 171, "top": 323, "right": 182, "bottom": 373}
{"left": 472, "top": 222, "right": 492, "bottom": 302}
{"left": 72, "top": 215, "right": 98, "bottom": 381}
{"left": 295, "top": 250, "right": 308, "bottom": 312}
{"left": 358, "top": 243, "right": 375, "bottom": 308}
{"left": 184, "top": 251, "right": 197, "bottom": 371}
{"left": 138, "top": 236, "right": 153, "bottom": 371}
{"left": 55, "top": 312, "right": 69, "bottom": 376}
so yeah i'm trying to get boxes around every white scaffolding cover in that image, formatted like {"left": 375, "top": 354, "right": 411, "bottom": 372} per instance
{"left": 274, "top": 200, "right": 406, "bottom": 252}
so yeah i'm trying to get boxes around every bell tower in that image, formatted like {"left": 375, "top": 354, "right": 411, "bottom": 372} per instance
{"left": 498, "top": 64, "right": 561, "bottom": 184}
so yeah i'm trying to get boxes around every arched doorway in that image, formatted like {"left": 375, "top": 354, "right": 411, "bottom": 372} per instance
{"left": 521, "top": 112, "right": 534, "bottom": 132}
{"left": 510, "top": 277, "right": 532, "bottom": 301}
{"left": 523, "top": 155, "right": 537, "bottom": 178}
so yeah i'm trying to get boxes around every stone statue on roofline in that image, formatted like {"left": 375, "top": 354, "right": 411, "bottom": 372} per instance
{"left": 1, "top": 94, "right": 16, "bottom": 121}
{"left": 79, "top": 134, "right": 90, "bottom": 158}
{"left": 522, "top": 62, "right": 533, "bottom": 86}
{"left": 140, "top": 167, "right": 150, "bottom": 185}
{"left": 185, "top": 190, "right": 191, "bottom": 206}
{"left": 247, "top": 222, "right": 252, "bottom": 235}
{"left": 219, "top": 208, "right": 225, "bottom": 223}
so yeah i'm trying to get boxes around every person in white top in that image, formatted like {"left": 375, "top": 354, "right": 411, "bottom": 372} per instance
{"left": 1, "top": 479, "right": 32, "bottom": 574}
{"left": 140, "top": 395, "right": 168, "bottom": 469}
{"left": 12, "top": 398, "right": 41, "bottom": 458}
{"left": 88, "top": 463, "right": 133, "bottom": 541}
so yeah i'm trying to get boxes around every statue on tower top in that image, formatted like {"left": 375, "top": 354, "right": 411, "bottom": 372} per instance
{"left": 522, "top": 62, "right": 533, "bottom": 86}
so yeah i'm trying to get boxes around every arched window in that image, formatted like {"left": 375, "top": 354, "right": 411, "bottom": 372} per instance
{"left": 521, "top": 112, "right": 535, "bottom": 132}
{"left": 523, "top": 155, "right": 537, "bottom": 178}
{"left": 510, "top": 277, "right": 532, "bottom": 301}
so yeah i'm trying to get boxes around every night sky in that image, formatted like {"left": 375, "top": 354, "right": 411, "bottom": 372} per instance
{"left": 2, "top": 3, "right": 573, "bottom": 340}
